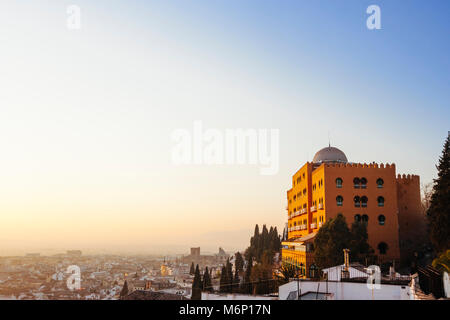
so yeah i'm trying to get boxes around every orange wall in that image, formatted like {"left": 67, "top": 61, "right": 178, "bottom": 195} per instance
{"left": 322, "top": 163, "right": 401, "bottom": 262}
{"left": 286, "top": 162, "right": 410, "bottom": 263}
{"left": 396, "top": 174, "right": 426, "bottom": 263}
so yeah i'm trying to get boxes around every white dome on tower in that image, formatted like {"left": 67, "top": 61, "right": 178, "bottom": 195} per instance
{"left": 313, "top": 146, "right": 348, "bottom": 164}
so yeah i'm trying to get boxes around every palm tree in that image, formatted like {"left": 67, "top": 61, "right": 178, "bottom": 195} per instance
{"left": 276, "top": 263, "right": 299, "bottom": 284}
{"left": 432, "top": 250, "right": 450, "bottom": 273}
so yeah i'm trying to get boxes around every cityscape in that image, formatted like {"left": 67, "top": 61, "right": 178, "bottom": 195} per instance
{"left": 1, "top": 141, "right": 449, "bottom": 301}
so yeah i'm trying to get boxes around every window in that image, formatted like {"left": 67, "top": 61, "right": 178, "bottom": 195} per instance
{"left": 360, "top": 178, "right": 367, "bottom": 189}
{"left": 362, "top": 214, "right": 369, "bottom": 223}
{"left": 377, "top": 178, "right": 384, "bottom": 188}
{"left": 377, "top": 242, "right": 388, "bottom": 255}
{"left": 378, "top": 215, "right": 385, "bottom": 225}
{"left": 354, "top": 196, "right": 361, "bottom": 207}
{"left": 294, "top": 221, "right": 297, "bottom": 226}
{"left": 336, "top": 178, "right": 343, "bottom": 188}
{"left": 336, "top": 196, "right": 343, "bottom": 206}
{"left": 303, "top": 188, "right": 307, "bottom": 195}
{"left": 354, "top": 214, "right": 361, "bottom": 222}
{"left": 361, "top": 196, "right": 368, "bottom": 208}
{"left": 377, "top": 196, "right": 385, "bottom": 207}
{"left": 353, "top": 177, "right": 360, "bottom": 188}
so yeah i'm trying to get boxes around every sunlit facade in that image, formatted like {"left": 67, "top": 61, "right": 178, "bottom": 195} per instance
{"left": 282, "top": 146, "right": 421, "bottom": 277}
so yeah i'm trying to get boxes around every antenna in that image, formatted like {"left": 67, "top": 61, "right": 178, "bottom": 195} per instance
{"left": 328, "top": 131, "right": 331, "bottom": 148}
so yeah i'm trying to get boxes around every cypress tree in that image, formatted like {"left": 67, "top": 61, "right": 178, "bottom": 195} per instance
{"left": 427, "top": 134, "right": 450, "bottom": 254}
{"left": 191, "top": 264, "right": 202, "bottom": 300}
{"left": 232, "top": 268, "right": 240, "bottom": 293}
{"left": 202, "top": 267, "right": 213, "bottom": 292}
{"left": 120, "top": 280, "right": 128, "bottom": 298}
{"left": 235, "top": 252, "right": 244, "bottom": 273}
{"left": 226, "top": 259, "right": 233, "bottom": 293}
{"left": 243, "top": 256, "right": 253, "bottom": 294}
{"left": 219, "top": 266, "right": 228, "bottom": 293}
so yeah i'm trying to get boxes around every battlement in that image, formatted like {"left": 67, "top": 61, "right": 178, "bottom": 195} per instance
{"left": 324, "top": 162, "right": 396, "bottom": 169}
{"left": 396, "top": 174, "right": 420, "bottom": 182}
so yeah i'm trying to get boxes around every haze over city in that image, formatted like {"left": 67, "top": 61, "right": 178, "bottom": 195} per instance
{"left": 0, "top": 1, "right": 449, "bottom": 256}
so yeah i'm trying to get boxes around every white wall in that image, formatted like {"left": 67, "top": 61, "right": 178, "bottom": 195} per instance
{"left": 202, "top": 293, "right": 276, "bottom": 300}
{"left": 279, "top": 281, "right": 413, "bottom": 300}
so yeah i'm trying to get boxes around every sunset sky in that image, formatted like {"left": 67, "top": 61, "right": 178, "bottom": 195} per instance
{"left": 0, "top": 1, "right": 449, "bottom": 255}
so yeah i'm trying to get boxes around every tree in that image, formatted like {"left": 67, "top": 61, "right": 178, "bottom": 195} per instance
{"left": 191, "top": 264, "right": 202, "bottom": 300}
{"left": 189, "top": 262, "right": 195, "bottom": 275}
{"left": 219, "top": 266, "right": 229, "bottom": 293}
{"left": 349, "top": 221, "right": 374, "bottom": 264}
{"left": 235, "top": 252, "right": 244, "bottom": 274}
{"left": 245, "top": 224, "right": 281, "bottom": 264}
{"left": 226, "top": 259, "right": 234, "bottom": 293}
{"left": 314, "top": 214, "right": 353, "bottom": 269}
{"left": 202, "top": 267, "right": 213, "bottom": 292}
{"left": 119, "top": 280, "right": 128, "bottom": 298}
{"left": 314, "top": 214, "right": 373, "bottom": 269}
{"left": 427, "top": 134, "right": 450, "bottom": 254}
{"left": 232, "top": 269, "right": 240, "bottom": 293}
{"left": 276, "top": 264, "right": 299, "bottom": 284}
{"left": 242, "top": 255, "right": 253, "bottom": 294}
{"left": 432, "top": 250, "right": 450, "bottom": 273}
{"left": 250, "top": 261, "right": 273, "bottom": 295}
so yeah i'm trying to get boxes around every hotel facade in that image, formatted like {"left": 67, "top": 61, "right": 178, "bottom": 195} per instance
{"left": 282, "top": 146, "right": 423, "bottom": 277}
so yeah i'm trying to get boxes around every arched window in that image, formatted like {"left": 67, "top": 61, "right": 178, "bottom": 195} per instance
{"left": 361, "top": 196, "right": 368, "bottom": 208}
{"left": 294, "top": 221, "right": 297, "bottom": 226}
{"left": 378, "top": 215, "right": 385, "bottom": 225}
{"left": 336, "top": 196, "right": 343, "bottom": 206}
{"left": 360, "top": 177, "right": 367, "bottom": 189}
{"left": 354, "top": 196, "right": 361, "bottom": 207}
{"left": 377, "top": 196, "right": 385, "bottom": 207}
{"left": 376, "top": 178, "right": 384, "bottom": 188}
{"left": 377, "top": 242, "right": 388, "bottom": 255}
{"left": 336, "top": 178, "right": 343, "bottom": 188}
{"left": 362, "top": 214, "right": 369, "bottom": 223}
{"left": 353, "top": 177, "right": 361, "bottom": 188}
{"left": 354, "top": 214, "right": 361, "bottom": 222}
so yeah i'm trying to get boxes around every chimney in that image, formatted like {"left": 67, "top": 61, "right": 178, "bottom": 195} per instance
{"left": 343, "top": 249, "right": 350, "bottom": 272}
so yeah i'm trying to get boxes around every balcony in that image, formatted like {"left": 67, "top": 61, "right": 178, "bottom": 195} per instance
{"left": 310, "top": 206, "right": 317, "bottom": 212}
{"left": 301, "top": 208, "right": 307, "bottom": 214}
{"left": 318, "top": 222, "right": 323, "bottom": 227}
{"left": 301, "top": 224, "right": 307, "bottom": 230}
{"left": 310, "top": 223, "right": 317, "bottom": 229}
{"left": 318, "top": 203, "right": 323, "bottom": 210}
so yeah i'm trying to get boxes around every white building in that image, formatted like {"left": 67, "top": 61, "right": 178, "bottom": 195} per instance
{"left": 279, "top": 280, "right": 413, "bottom": 300}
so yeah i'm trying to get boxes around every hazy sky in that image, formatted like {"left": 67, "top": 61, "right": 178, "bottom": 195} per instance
{"left": 0, "top": 1, "right": 448, "bottom": 255}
